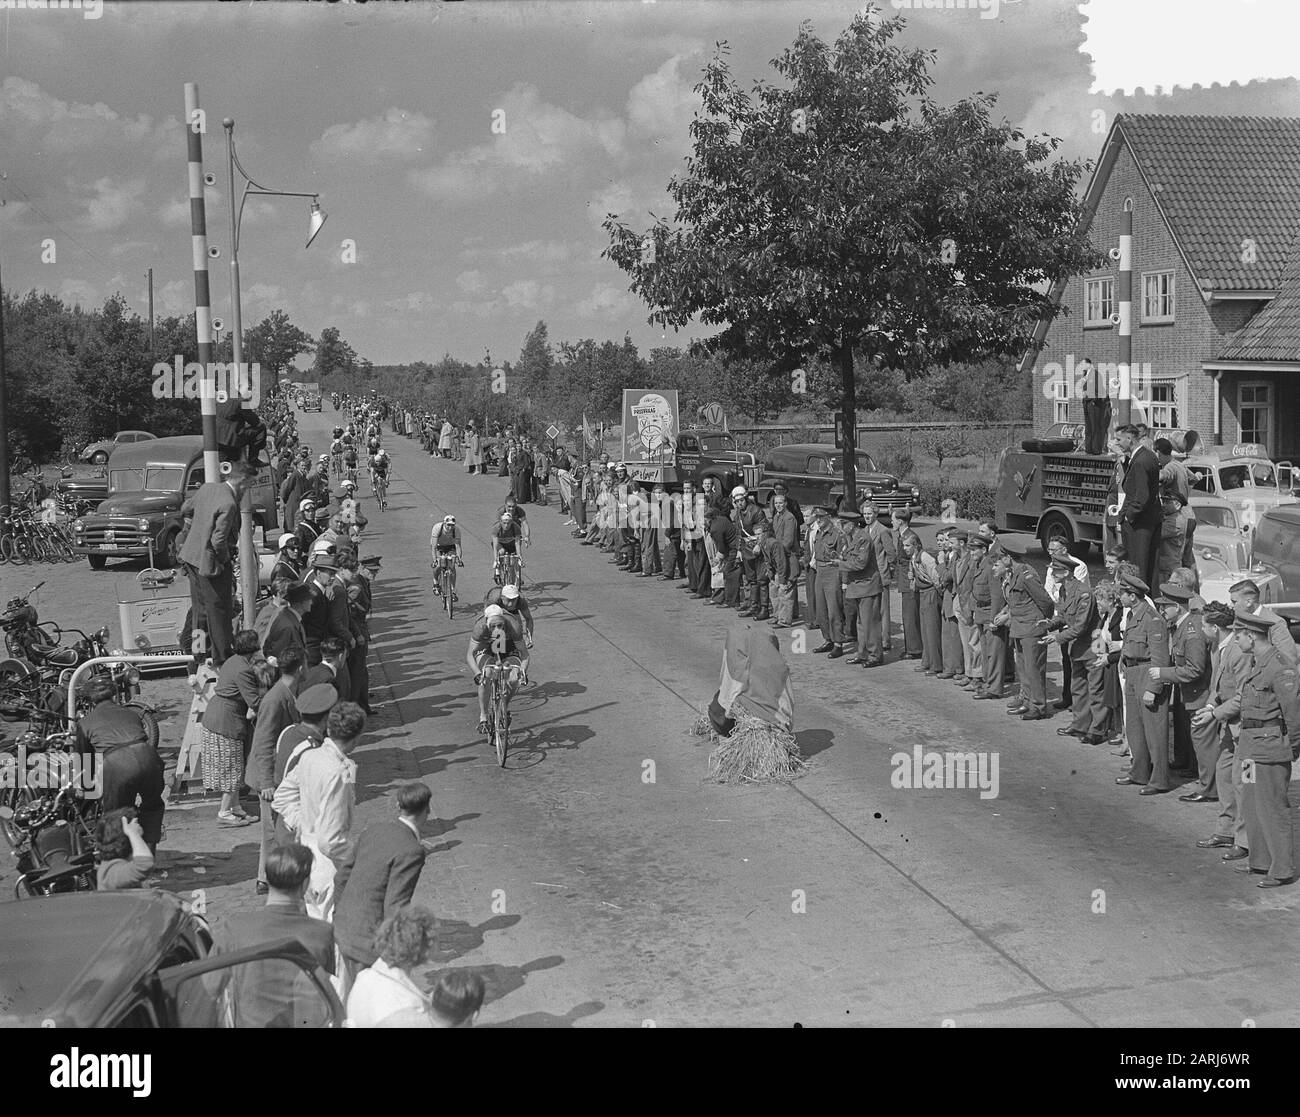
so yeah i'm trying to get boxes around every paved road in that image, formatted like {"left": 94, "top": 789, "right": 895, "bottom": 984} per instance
{"left": 325, "top": 410, "right": 1298, "bottom": 1028}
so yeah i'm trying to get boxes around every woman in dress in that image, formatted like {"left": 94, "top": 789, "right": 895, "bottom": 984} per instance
{"left": 438, "top": 419, "right": 452, "bottom": 458}
{"left": 200, "top": 629, "right": 265, "bottom": 826}
{"left": 463, "top": 424, "right": 481, "bottom": 474}
{"left": 347, "top": 906, "right": 440, "bottom": 1027}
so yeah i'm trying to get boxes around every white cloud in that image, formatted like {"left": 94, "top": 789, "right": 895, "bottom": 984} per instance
{"left": 58, "top": 278, "right": 101, "bottom": 311}
{"left": 409, "top": 83, "right": 626, "bottom": 201}
{"left": 574, "top": 282, "right": 634, "bottom": 319}
{"left": 312, "top": 108, "right": 436, "bottom": 163}
{"left": 81, "top": 177, "right": 146, "bottom": 232}
{"left": 456, "top": 269, "right": 487, "bottom": 294}
{"left": 2, "top": 76, "right": 166, "bottom": 157}
{"left": 626, "top": 54, "right": 699, "bottom": 141}
{"left": 501, "top": 279, "right": 552, "bottom": 310}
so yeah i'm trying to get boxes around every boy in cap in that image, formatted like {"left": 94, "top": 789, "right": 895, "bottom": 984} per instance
{"left": 1114, "top": 572, "right": 1174, "bottom": 794}
{"left": 1230, "top": 608, "right": 1300, "bottom": 887}
{"left": 1149, "top": 582, "right": 1211, "bottom": 792}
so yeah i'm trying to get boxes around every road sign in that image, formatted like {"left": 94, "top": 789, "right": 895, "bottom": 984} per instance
{"left": 700, "top": 401, "right": 725, "bottom": 426}
{"left": 546, "top": 424, "right": 560, "bottom": 441}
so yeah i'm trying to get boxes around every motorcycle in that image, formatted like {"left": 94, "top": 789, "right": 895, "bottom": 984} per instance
{"left": 0, "top": 583, "right": 159, "bottom": 749}
{"left": 0, "top": 728, "right": 98, "bottom": 898}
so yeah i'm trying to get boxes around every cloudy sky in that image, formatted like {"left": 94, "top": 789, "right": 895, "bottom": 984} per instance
{"left": 2, "top": 0, "right": 1299, "bottom": 367}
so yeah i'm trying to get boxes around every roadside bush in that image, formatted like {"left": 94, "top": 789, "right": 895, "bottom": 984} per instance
{"left": 876, "top": 433, "right": 914, "bottom": 480}
{"left": 917, "top": 480, "right": 996, "bottom": 522}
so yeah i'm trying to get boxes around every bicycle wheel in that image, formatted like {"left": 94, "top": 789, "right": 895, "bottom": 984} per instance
{"left": 0, "top": 533, "right": 11, "bottom": 564}
{"left": 11, "top": 537, "right": 31, "bottom": 565}
{"left": 444, "top": 568, "right": 454, "bottom": 619}
{"left": 494, "top": 686, "right": 509, "bottom": 767}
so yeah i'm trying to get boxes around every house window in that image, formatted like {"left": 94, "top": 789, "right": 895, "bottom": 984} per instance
{"left": 1049, "top": 376, "right": 1070, "bottom": 423}
{"left": 1239, "top": 381, "right": 1272, "bottom": 451}
{"left": 1084, "top": 277, "right": 1115, "bottom": 326}
{"left": 1133, "top": 377, "right": 1183, "bottom": 430}
{"left": 1141, "top": 270, "right": 1175, "bottom": 322}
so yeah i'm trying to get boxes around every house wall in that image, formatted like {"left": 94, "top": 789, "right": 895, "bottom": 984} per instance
{"left": 1031, "top": 143, "right": 1292, "bottom": 456}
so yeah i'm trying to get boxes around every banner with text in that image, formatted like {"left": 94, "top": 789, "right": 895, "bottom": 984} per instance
{"left": 620, "top": 389, "right": 680, "bottom": 482}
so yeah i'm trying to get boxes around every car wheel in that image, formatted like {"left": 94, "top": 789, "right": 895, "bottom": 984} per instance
{"left": 159, "top": 530, "right": 180, "bottom": 570}
{"left": 91, "top": 451, "right": 108, "bottom": 465}
{"left": 1038, "top": 513, "right": 1090, "bottom": 560}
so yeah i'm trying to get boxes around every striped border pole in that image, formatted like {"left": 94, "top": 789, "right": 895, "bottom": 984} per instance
{"left": 185, "top": 83, "right": 221, "bottom": 483}
{"left": 1116, "top": 199, "right": 1133, "bottom": 427}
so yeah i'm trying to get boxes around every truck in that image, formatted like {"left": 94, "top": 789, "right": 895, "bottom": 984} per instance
{"left": 71, "top": 435, "right": 279, "bottom": 570}
{"left": 300, "top": 382, "right": 323, "bottom": 412}
{"left": 997, "top": 424, "right": 1296, "bottom": 558}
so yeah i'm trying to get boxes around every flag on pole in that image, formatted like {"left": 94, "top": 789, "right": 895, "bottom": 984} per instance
{"left": 583, "top": 412, "right": 596, "bottom": 451}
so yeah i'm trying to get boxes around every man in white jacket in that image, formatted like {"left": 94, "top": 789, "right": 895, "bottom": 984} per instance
{"left": 274, "top": 702, "right": 365, "bottom": 921}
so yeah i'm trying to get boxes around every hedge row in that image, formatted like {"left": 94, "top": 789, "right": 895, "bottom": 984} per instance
{"left": 915, "top": 481, "right": 997, "bottom": 522}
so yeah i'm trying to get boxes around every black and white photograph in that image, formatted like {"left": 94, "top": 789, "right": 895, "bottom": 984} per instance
{"left": 1, "top": 0, "right": 1299, "bottom": 1057}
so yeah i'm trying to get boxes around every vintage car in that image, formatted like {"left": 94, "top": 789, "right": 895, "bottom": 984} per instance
{"left": 78, "top": 429, "right": 156, "bottom": 466}
{"left": 1252, "top": 504, "right": 1300, "bottom": 639}
{"left": 0, "top": 890, "right": 342, "bottom": 1028}
{"left": 1185, "top": 442, "right": 1297, "bottom": 523}
{"left": 71, "top": 436, "right": 279, "bottom": 570}
{"left": 1188, "top": 493, "right": 1253, "bottom": 577}
{"left": 754, "top": 443, "right": 921, "bottom": 520}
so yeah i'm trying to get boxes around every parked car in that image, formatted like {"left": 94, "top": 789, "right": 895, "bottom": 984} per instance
{"left": 54, "top": 469, "right": 110, "bottom": 513}
{"left": 1252, "top": 504, "right": 1300, "bottom": 639}
{"left": 1189, "top": 493, "right": 1253, "bottom": 578}
{"left": 71, "top": 435, "right": 279, "bottom": 570}
{"left": 0, "top": 890, "right": 342, "bottom": 1027}
{"left": 78, "top": 430, "right": 156, "bottom": 466}
{"left": 754, "top": 443, "right": 921, "bottom": 520}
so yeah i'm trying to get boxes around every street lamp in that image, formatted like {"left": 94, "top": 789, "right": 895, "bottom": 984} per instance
{"left": 222, "top": 117, "right": 326, "bottom": 629}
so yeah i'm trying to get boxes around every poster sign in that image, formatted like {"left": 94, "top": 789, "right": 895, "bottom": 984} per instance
{"left": 621, "top": 389, "right": 680, "bottom": 482}
{"left": 700, "top": 401, "right": 725, "bottom": 427}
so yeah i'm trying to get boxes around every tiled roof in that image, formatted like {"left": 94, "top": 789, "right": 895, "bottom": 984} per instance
{"left": 1216, "top": 230, "right": 1300, "bottom": 361}
{"left": 1119, "top": 115, "right": 1300, "bottom": 292}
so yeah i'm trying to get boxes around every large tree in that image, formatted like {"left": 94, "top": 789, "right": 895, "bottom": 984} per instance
{"left": 311, "top": 325, "right": 358, "bottom": 380}
{"left": 603, "top": 8, "right": 1102, "bottom": 502}
{"left": 245, "top": 308, "right": 316, "bottom": 383}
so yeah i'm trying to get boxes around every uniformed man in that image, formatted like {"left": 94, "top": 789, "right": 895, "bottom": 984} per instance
{"left": 302, "top": 553, "right": 354, "bottom": 667}
{"left": 1191, "top": 602, "right": 1251, "bottom": 857}
{"left": 271, "top": 533, "right": 303, "bottom": 586}
{"left": 1048, "top": 556, "right": 1098, "bottom": 739}
{"left": 1229, "top": 608, "right": 1300, "bottom": 887}
{"left": 732, "top": 486, "right": 768, "bottom": 617}
{"left": 994, "top": 548, "right": 1054, "bottom": 719}
{"left": 809, "top": 504, "right": 845, "bottom": 658}
{"left": 1114, "top": 572, "right": 1174, "bottom": 794}
{"left": 968, "top": 534, "right": 999, "bottom": 698}
{"left": 1149, "top": 581, "right": 1211, "bottom": 793}
{"left": 1154, "top": 437, "right": 1193, "bottom": 588}
{"left": 871, "top": 507, "right": 899, "bottom": 655}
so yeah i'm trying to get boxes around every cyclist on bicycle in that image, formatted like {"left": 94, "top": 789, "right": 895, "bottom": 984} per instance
{"left": 483, "top": 583, "right": 533, "bottom": 646}
{"left": 431, "top": 514, "right": 463, "bottom": 598}
{"left": 498, "top": 496, "right": 531, "bottom": 546}
{"left": 343, "top": 443, "right": 359, "bottom": 478}
{"left": 490, "top": 512, "right": 523, "bottom": 583}
{"left": 332, "top": 425, "right": 344, "bottom": 440}
{"left": 466, "top": 604, "right": 529, "bottom": 736}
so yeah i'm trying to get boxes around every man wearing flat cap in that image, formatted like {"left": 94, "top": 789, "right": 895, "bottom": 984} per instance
{"left": 1149, "top": 582, "right": 1211, "bottom": 795}
{"left": 1191, "top": 602, "right": 1251, "bottom": 851}
{"left": 808, "top": 504, "right": 846, "bottom": 658}
{"left": 952, "top": 530, "right": 982, "bottom": 688}
{"left": 1115, "top": 571, "right": 1174, "bottom": 794}
{"left": 1229, "top": 609, "right": 1300, "bottom": 887}
{"left": 1046, "top": 555, "right": 1097, "bottom": 738}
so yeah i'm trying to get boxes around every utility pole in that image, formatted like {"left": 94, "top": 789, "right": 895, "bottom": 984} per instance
{"left": 0, "top": 237, "right": 10, "bottom": 514}
{"left": 146, "top": 268, "right": 155, "bottom": 351}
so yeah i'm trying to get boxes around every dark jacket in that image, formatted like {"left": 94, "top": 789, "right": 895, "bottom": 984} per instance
{"left": 839, "top": 523, "right": 882, "bottom": 599}
{"left": 1001, "top": 561, "right": 1054, "bottom": 639}
{"left": 1155, "top": 611, "right": 1211, "bottom": 707}
{"left": 246, "top": 678, "right": 300, "bottom": 792}
{"left": 263, "top": 608, "right": 307, "bottom": 664}
{"left": 334, "top": 820, "right": 427, "bottom": 967}
{"left": 201, "top": 653, "right": 264, "bottom": 740}
{"left": 1120, "top": 444, "right": 1162, "bottom": 530}
{"left": 305, "top": 659, "right": 351, "bottom": 703}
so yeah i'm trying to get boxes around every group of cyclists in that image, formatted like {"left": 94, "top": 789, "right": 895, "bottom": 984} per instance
{"left": 327, "top": 409, "right": 391, "bottom": 511}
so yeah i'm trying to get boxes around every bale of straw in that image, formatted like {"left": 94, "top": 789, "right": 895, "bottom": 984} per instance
{"left": 706, "top": 712, "right": 805, "bottom": 784}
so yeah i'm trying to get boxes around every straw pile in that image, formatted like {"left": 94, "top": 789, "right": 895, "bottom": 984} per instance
{"left": 697, "top": 711, "right": 806, "bottom": 785}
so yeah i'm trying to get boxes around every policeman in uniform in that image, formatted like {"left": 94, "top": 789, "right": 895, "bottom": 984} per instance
{"left": 1114, "top": 572, "right": 1174, "bottom": 794}
{"left": 1149, "top": 582, "right": 1210, "bottom": 793}
{"left": 808, "top": 504, "right": 845, "bottom": 658}
{"left": 1231, "top": 609, "right": 1300, "bottom": 887}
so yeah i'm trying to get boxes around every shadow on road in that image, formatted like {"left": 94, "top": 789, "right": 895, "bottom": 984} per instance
{"left": 482, "top": 999, "right": 605, "bottom": 1028}
{"left": 797, "top": 728, "right": 835, "bottom": 759}
{"left": 426, "top": 913, "right": 522, "bottom": 965}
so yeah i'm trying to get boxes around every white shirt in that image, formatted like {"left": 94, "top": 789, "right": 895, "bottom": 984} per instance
{"left": 347, "top": 958, "right": 431, "bottom": 1028}
{"left": 1044, "top": 556, "right": 1088, "bottom": 602}
{"left": 273, "top": 736, "right": 356, "bottom": 869}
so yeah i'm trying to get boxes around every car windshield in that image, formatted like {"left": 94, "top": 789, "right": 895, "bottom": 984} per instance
{"left": 1217, "top": 464, "right": 1277, "bottom": 491}
{"left": 109, "top": 466, "right": 183, "bottom": 493}
{"left": 1194, "top": 505, "right": 1238, "bottom": 530}
{"left": 827, "top": 452, "right": 878, "bottom": 473}
{"left": 699, "top": 435, "right": 735, "bottom": 452}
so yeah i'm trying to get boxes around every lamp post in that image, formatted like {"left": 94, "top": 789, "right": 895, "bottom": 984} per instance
{"left": 222, "top": 117, "right": 326, "bottom": 629}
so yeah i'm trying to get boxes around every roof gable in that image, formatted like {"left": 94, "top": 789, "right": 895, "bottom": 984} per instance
{"left": 1215, "top": 229, "right": 1300, "bottom": 361}
{"left": 1118, "top": 115, "right": 1300, "bottom": 292}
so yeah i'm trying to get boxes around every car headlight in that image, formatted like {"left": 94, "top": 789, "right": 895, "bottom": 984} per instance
{"left": 72, "top": 519, "right": 84, "bottom": 533}
{"left": 137, "top": 518, "right": 151, "bottom": 531}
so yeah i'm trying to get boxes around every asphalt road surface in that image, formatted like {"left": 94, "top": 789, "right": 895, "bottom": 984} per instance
{"left": 314, "top": 410, "right": 1299, "bottom": 1027}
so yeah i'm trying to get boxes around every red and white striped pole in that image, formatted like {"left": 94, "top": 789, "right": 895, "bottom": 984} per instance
{"left": 1116, "top": 198, "right": 1133, "bottom": 427}
{"left": 185, "top": 83, "right": 221, "bottom": 483}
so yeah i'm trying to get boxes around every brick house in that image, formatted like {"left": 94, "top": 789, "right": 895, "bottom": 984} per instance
{"left": 1024, "top": 114, "right": 1300, "bottom": 461}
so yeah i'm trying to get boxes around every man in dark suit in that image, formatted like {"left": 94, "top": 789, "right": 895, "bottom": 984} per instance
{"left": 210, "top": 844, "right": 335, "bottom": 1028}
{"left": 305, "top": 636, "right": 351, "bottom": 701}
{"left": 1116, "top": 424, "right": 1161, "bottom": 590}
{"left": 264, "top": 584, "right": 312, "bottom": 666}
{"left": 334, "top": 783, "right": 432, "bottom": 993}
{"left": 179, "top": 467, "right": 251, "bottom": 665}
{"left": 248, "top": 647, "right": 307, "bottom": 895}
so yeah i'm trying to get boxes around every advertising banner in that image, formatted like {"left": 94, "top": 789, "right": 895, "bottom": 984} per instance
{"left": 620, "top": 389, "right": 680, "bottom": 483}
